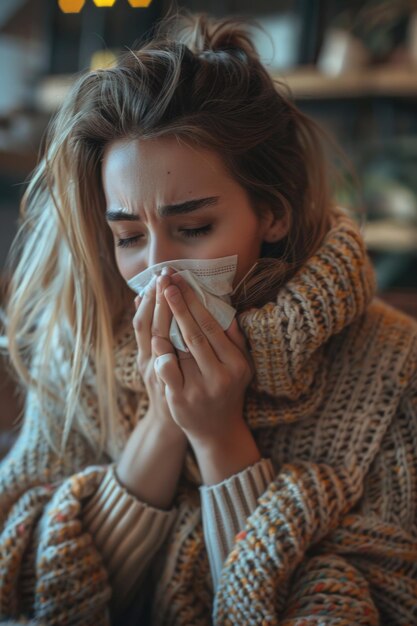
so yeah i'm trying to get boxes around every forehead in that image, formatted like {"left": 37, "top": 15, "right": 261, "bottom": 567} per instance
{"left": 101, "top": 136, "right": 230, "bottom": 207}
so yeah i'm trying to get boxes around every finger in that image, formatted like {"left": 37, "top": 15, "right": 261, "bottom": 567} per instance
{"left": 151, "top": 274, "right": 174, "bottom": 358}
{"left": 169, "top": 273, "right": 242, "bottom": 367}
{"left": 175, "top": 348, "right": 196, "bottom": 383}
{"left": 176, "top": 348, "right": 194, "bottom": 361}
{"left": 132, "top": 280, "right": 156, "bottom": 360}
{"left": 165, "top": 285, "right": 232, "bottom": 378}
{"left": 154, "top": 353, "right": 183, "bottom": 390}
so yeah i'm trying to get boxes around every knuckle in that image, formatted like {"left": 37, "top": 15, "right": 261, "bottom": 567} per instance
{"left": 233, "top": 359, "right": 248, "bottom": 379}
{"left": 186, "top": 331, "right": 206, "bottom": 347}
{"left": 152, "top": 314, "right": 171, "bottom": 334}
{"left": 136, "top": 356, "right": 146, "bottom": 378}
{"left": 188, "top": 387, "right": 203, "bottom": 405}
{"left": 133, "top": 316, "right": 143, "bottom": 334}
{"left": 152, "top": 335, "right": 173, "bottom": 356}
{"left": 200, "top": 316, "right": 219, "bottom": 336}
{"left": 151, "top": 320, "right": 162, "bottom": 336}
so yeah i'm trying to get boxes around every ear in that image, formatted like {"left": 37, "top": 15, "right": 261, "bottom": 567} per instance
{"left": 261, "top": 208, "right": 289, "bottom": 243}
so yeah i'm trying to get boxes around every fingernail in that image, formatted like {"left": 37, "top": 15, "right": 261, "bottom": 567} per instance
{"left": 161, "top": 266, "right": 171, "bottom": 276}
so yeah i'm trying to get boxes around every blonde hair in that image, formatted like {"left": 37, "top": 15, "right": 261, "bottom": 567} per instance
{"left": 2, "top": 10, "right": 344, "bottom": 458}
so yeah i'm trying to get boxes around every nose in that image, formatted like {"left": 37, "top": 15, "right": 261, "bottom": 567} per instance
{"left": 147, "top": 233, "right": 176, "bottom": 268}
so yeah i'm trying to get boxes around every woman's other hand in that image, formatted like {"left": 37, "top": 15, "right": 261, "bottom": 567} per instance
{"left": 154, "top": 273, "right": 255, "bottom": 449}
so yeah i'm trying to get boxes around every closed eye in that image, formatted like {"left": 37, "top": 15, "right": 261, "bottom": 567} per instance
{"left": 180, "top": 225, "right": 212, "bottom": 237}
{"left": 116, "top": 235, "right": 141, "bottom": 248}
{"left": 116, "top": 224, "right": 213, "bottom": 249}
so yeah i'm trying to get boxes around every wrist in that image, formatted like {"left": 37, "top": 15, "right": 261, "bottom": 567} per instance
{"left": 187, "top": 420, "right": 261, "bottom": 486}
{"left": 186, "top": 414, "right": 249, "bottom": 451}
{"left": 116, "top": 410, "right": 188, "bottom": 507}
{"left": 145, "top": 406, "right": 187, "bottom": 444}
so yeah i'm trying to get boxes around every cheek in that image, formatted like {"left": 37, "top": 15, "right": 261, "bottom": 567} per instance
{"left": 232, "top": 227, "right": 264, "bottom": 284}
{"left": 115, "top": 250, "right": 145, "bottom": 282}
{"left": 114, "top": 249, "right": 126, "bottom": 278}
{"left": 239, "top": 221, "right": 264, "bottom": 255}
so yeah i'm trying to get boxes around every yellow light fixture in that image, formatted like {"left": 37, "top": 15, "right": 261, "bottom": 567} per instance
{"left": 58, "top": 0, "right": 85, "bottom": 12}
{"left": 90, "top": 50, "right": 118, "bottom": 70}
{"left": 93, "top": 0, "right": 117, "bottom": 6}
{"left": 128, "top": 0, "right": 153, "bottom": 7}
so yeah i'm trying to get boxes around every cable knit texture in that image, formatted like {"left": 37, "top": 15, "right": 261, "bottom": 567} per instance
{"left": 1, "top": 213, "right": 417, "bottom": 625}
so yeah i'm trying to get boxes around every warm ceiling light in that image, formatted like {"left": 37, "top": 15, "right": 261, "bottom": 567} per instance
{"left": 58, "top": 0, "right": 85, "bottom": 12}
{"left": 90, "top": 50, "right": 118, "bottom": 70}
{"left": 93, "top": 0, "right": 117, "bottom": 5}
{"left": 128, "top": 0, "right": 153, "bottom": 6}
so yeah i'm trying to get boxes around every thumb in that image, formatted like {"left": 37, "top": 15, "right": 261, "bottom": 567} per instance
{"left": 153, "top": 352, "right": 183, "bottom": 390}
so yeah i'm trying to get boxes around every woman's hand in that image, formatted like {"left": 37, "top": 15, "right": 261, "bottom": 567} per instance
{"left": 154, "top": 272, "right": 254, "bottom": 449}
{"left": 132, "top": 269, "right": 183, "bottom": 434}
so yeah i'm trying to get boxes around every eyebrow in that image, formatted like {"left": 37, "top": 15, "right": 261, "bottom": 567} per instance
{"left": 105, "top": 196, "right": 220, "bottom": 221}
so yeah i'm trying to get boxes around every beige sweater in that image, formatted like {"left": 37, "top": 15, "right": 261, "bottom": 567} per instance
{"left": 1, "top": 213, "right": 417, "bottom": 625}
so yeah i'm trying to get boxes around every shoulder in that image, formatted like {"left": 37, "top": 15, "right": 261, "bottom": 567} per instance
{"left": 372, "top": 296, "right": 417, "bottom": 370}
{"left": 366, "top": 296, "right": 417, "bottom": 335}
{"left": 339, "top": 296, "right": 417, "bottom": 384}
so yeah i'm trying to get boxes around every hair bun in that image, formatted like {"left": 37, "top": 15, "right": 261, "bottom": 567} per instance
{"left": 157, "top": 10, "right": 260, "bottom": 61}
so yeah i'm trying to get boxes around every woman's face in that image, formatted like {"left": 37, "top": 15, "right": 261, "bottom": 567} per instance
{"left": 102, "top": 136, "right": 276, "bottom": 287}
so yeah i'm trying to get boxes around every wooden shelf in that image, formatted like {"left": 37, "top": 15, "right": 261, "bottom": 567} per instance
{"left": 35, "top": 74, "right": 76, "bottom": 113}
{"left": 0, "top": 148, "right": 38, "bottom": 177}
{"left": 378, "top": 289, "right": 417, "bottom": 319}
{"left": 36, "top": 64, "right": 417, "bottom": 112}
{"left": 274, "top": 65, "right": 417, "bottom": 99}
{"left": 363, "top": 220, "right": 417, "bottom": 252}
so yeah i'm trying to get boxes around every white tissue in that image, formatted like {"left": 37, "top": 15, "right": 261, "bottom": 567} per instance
{"left": 127, "top": 255, "right": 238, "bottom": 351}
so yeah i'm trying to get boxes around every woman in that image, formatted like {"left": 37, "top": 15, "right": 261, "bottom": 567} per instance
{"left": 0, "top": 10, "right": 416, "bottom": 626}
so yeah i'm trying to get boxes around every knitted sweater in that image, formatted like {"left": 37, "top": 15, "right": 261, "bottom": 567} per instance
{"left": 1, "top": 213, "right": 417, "bottom": 625}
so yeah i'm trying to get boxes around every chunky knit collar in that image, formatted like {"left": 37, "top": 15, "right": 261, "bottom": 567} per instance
{"left": 114, "top": 212, "right": 376, "bottom": 418}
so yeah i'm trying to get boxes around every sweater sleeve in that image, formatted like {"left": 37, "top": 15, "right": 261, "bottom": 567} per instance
{"left": 276, "top": 513, "right": 417, "bottom": 625}
{"left": 81, "top": 463, "right": 177, "bottom": 613}
{"left": 279, "top": 552, "right": 380, "bottom": 625}
{"left": 0, "top": 384, "right": 175, "bottom": 624}
{"left": 213, "top": 378, "right": 417, "bottom": 625}
{"left": 199, "top": 457, "right": 275, "bottom": 589}
{"left": 0, "top": 390, "right": 111, "bottom": 625}
{"left": 212, "top": 459, "right": 366, "bottom": 625}
{"left": 307, "top": 373, "right": 417, "bottom": 626}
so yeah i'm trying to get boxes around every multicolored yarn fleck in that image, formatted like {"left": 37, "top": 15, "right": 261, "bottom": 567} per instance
{"left": 213, "top": 461, "right": 364, "bottom": 623}
{"left": 1, "top": 212, "right": 417, "bottom": 625}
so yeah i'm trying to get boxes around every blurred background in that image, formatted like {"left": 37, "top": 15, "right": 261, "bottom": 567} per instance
{"left": 0, "top": 0, "right": 417, "bottom": 454}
